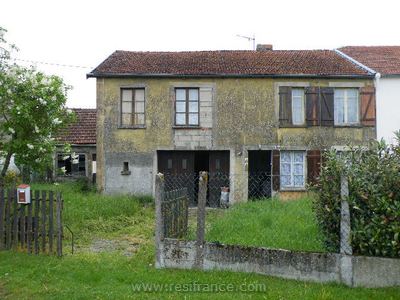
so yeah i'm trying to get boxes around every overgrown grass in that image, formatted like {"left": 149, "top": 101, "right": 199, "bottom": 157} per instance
{"left": 31, "top": 182, "right": 154, "bottom": 247}
{"left": 206, "top": 198, "right": 326, "bottom": 252}
{"left": 0, "top": 183, "right": 399, "bottom": 299}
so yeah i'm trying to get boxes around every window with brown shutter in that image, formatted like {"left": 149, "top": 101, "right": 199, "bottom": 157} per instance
{"left": 334, "top": 88, "right": 359, "bottom": 126}
{"left": 320, "top": 88, "right": 334, "bottom": 126}
{"left": 272, "top": 150, "right": 280, "bottom": 191}
{"left": 305, "top": 87, "right": 320, "bottom": 126}
{"left": 360, "top": 86, "right": 376, "bottom": 126}
{"left": 307, "top": 150, "right": 321, "bottom": 185}
{"left": 279, "top": 86, "right": 292, "bottom": 126}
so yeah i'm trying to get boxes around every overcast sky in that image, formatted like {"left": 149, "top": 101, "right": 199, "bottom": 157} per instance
{"left": 1, "top": 0, "right": 399, "bottom": 108}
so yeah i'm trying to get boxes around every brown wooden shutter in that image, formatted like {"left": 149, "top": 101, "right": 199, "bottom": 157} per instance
{"left": 279, "top": 86, "right": 292, "bottom": 126}
{"left": 307, "top": 150, "right": 321, "bottom": 186}
{"left": 305, "top": 87, "right": 320, "bottom": 126}
{"left": 272, "top": 150, "right": 280, "bottom": 191}
{"left": 320, "top": 87, "right": 334, "bottom": 126}
{"left": 360, "top": 86, "right": 376, "bottom": 126}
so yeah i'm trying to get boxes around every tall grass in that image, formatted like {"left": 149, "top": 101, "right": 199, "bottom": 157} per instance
{"left": 1, "top": 184, "right": 399, "bottom": 298}
{"left": 206, "top": 198, "right": 326, "bottom": 252}
{"left": 31, "top": 182, "right": 154, "bottom": 245}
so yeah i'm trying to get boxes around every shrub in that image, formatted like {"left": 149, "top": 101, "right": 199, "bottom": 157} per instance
{"left": 312, "top": 133, "right": 400, "bottom": 257}
{"left": 2, "top": 170, "right": 22, "bottom": 188}
{"left": 75, "top": 177, "right": 96, "bottom": 193}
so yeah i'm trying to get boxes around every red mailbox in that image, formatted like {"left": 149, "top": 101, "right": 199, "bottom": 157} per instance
{"left": 17, "top": 184, "right": 31, "bottom": 204}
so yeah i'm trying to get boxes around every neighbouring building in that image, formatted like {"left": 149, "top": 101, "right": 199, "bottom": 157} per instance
{"left": 0, "top": 155, "right": 19, "bottom": 175}
{"left": 88, "top": 46, "right": 376, "bottom": 204}
{"left": 55, "top": 108, "right": 97, "bottom": 182}
{"left": 337, "top": 46, "right": 400, "bottom": 143}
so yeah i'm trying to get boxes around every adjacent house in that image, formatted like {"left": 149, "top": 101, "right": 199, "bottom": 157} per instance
{"left": 337, "top": 46, "right": 400, "bottom": 143}
{"left": 55, "top": 108, "right": 97, "bottom": 182}
{"left": 88, "top": 46, "right": 376, "bottom": 204}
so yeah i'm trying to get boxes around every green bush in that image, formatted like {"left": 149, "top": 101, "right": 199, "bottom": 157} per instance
{"left": 2, "top": 170, "right": 22, "bottom": 188}
{"left": 75, "top": 177, "right": 96, "bottom": 193}
{"left": 312, "top": 133, "right": 400, "bottom": 257}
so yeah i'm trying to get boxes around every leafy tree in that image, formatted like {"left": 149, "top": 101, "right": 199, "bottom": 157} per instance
{"left": 0, "top": 27, "right": 75, "bottom": 184}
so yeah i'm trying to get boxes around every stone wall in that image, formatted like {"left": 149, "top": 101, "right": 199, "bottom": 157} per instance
{"left": 159, "top": 239, "right": 400, "bottom": 288}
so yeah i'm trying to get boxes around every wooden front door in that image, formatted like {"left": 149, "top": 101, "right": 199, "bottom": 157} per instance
{"left": 208, "top": 151, "right": 230, "bottom": 207}
{"left": 158, "top": 151, "right": 196, "bottom": 205}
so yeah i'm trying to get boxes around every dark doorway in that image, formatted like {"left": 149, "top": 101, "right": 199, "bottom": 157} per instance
{"left": 194, "top": 152, "right": 209, "bottom": 174}
{"left": 248, "top": 150, "right": 272, "bottom": 199}
{"left": 157, "top": 150, "right": 230, "bottom": 207}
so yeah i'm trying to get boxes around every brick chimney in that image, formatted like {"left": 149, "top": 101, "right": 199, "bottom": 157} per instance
{"left": 256, "top": 44, "right": 273, "bottom": 51}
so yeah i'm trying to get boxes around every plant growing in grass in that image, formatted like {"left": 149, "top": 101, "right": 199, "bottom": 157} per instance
{"left": 312, "top": 132, "right": 400, "bottom": 257}
{"left": 0, "top": 27, "right": 75, "bottom": 184}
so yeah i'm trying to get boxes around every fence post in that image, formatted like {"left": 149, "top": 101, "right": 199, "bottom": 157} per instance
{"left": 339, "top": 175, "right": 353, "bottom": 287}
{"left": 0, "top": 188, "right": 4, "bottom": 250}
{"left": 56, "top": 192, "right": 63, "bottom": 257}
{"left": 155, "top": 173, "right": 165, "bottom": 268}
{"left": 195, "top": 171, "right": 207, "bottom": 269}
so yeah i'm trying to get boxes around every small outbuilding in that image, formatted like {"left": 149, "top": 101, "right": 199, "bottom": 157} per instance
{"left": 55, "top": 108, "right": 96, "bottom": 182}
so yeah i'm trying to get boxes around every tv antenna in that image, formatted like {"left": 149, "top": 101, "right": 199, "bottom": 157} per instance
{"left": 236, "top": 34, "right": 256, "bottom": 50}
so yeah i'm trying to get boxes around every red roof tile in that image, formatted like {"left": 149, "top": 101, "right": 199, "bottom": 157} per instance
{"left": 339, "top": 46, "right": 400, "bottom": 76}
{"left": 88, "top": 50, "right": 371, "bottom": 78}
{"left": 57, "top": 108, "right": 96, "bottom": 145}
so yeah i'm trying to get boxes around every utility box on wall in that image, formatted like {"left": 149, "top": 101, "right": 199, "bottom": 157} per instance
{"left": 17, "top": 184, "right": 31, "bottom": 204}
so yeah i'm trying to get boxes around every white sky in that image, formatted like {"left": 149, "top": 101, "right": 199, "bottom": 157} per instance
{"left": 1, "top": 0, "right": 400, "bottom": 140}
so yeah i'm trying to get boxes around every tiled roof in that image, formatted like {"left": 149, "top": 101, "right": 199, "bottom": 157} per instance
{"left": 88, "top": 50, "right": 371, "bottom": 78}
{"left": 57, "top": 108, "right": 96, "bottom": 145}
{"left": 339, "top": 46, "right": 400, "bottom": 76}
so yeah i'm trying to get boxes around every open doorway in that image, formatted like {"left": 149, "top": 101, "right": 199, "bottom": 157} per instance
{"left": 248, "top": 150, "right": 272, "bottom": 199}
{"left": 157, "top": 150, "right": 230, "bottom": 206}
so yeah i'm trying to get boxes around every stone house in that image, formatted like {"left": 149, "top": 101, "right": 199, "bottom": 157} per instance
{"left": 55, "top": 108, "right": 97, "bottom": 182}
{"left": 88, "top": 45, "right": 376, "bottom": 203}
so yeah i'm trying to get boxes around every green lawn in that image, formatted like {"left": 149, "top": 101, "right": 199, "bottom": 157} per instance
{"left": 206, "top": 198, "right": 326, "bottom": 252}
{"left": 0, "top": 182, "right": 399, "bottom": 299}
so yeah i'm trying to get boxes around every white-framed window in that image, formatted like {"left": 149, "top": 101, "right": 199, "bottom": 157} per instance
{"left": 291, "top": 88, "right": 305, "bottom": 125}
{"left": 280, "top": 151, "right": 306, "bottom": 188}
{"left": 121, "top": 88, "right": 146, "bottom": 126}
{"left": 175, "top": 88, "right": 199, "bottom": 126}
{"left": 334, "top": 88, "right": 359, "bottom": 125}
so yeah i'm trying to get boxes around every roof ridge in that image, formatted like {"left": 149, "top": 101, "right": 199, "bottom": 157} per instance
{"left": 88, "top": 49, "right": 373, "bottom": 78}
{"left": 114, "top": 49, "right": 334, "bottom": 54}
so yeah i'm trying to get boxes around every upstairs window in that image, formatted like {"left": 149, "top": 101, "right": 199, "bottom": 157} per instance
{"left": 291, "top": 88, "right": 305, "bottom": 125}
{"left": 175, "top": 88, "right": 199, "bottom": 126}
{"left": 334, "top": 89, "right": 359, "bottom": 125}
{"left": 121, "top": 88, "right": 145, "bottom": 126}
{"left": 279, "top": 87, "right": 305, "bottom": 126}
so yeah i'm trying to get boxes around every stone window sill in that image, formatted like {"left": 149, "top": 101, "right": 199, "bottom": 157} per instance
{"left": 118, "top": 125, "right": 146, "bottom": 129}
{"left": 280, "top": 187, "right": 307, "bottom": 192}
{"left": 173, "top": 126, "right": 201, "bottom": 130}
{"left": 121, "top": 170, "right": 131, "bottom": 175}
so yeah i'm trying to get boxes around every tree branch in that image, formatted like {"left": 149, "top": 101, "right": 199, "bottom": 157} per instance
{"left": 0, "top": 150, "right": 13, "bottom": 179}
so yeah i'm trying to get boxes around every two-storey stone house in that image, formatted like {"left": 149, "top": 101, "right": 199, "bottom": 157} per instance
{"left": 88, "top": 46, "right": 376, "bottom": 204}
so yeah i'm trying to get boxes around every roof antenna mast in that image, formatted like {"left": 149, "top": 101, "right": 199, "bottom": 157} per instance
{"left": 236, "top": 34, "right": 256, "bottom": 50}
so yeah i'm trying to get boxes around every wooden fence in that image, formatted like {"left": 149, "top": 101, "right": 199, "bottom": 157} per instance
{"left": 162, "top": 188, "right": 189, "bottom": 239}
{"left": 0, "top": 188, "right": 63, "bottom": 256}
